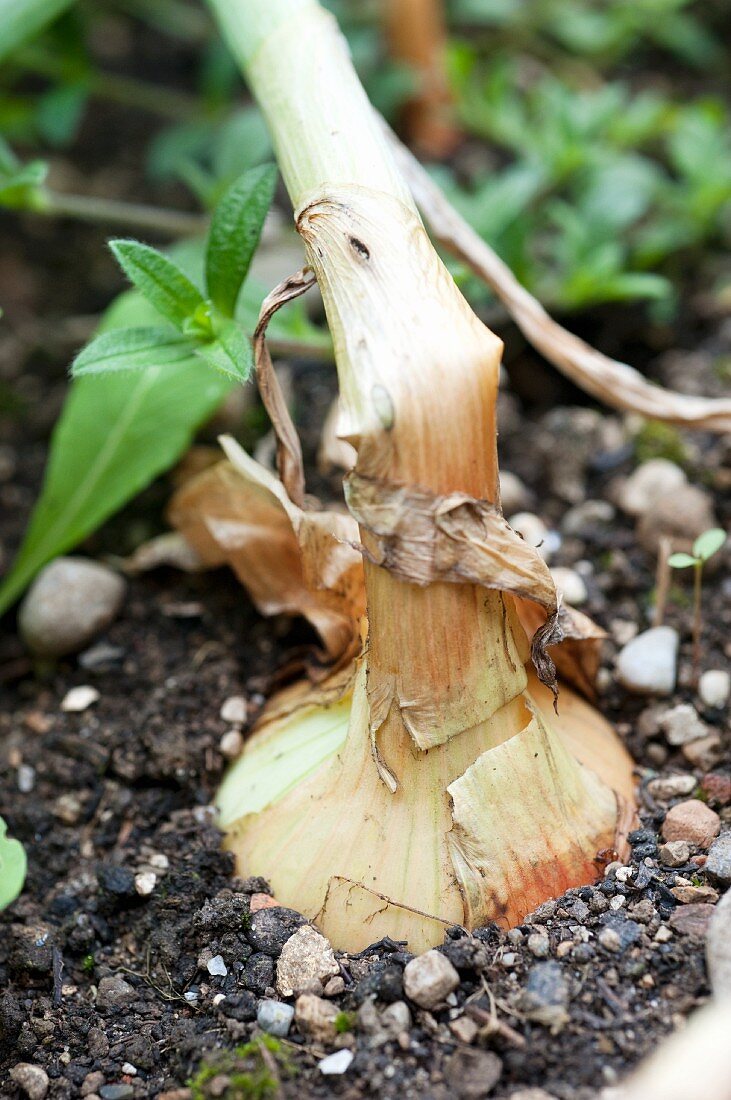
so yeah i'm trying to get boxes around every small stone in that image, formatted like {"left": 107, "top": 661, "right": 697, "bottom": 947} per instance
{"left": 654, "top": 925, "right": 673, "bottom": 943}
{"left": 10, "top": 1064, "right": 49, "bottom": 1100}
{"left": 450, "top": 1016, "right": 479, "bottom": 1044}
{"left": 499, "top": 471, "right": 530, "bottom": 514}
{"left": 647, "top": 774, "right": 696, "bottom": 801}
{"left": 706, "top": 834, "right": 731, "bottom": 885}
{"left": 598, "top": 928, "right": 621, "bottom": 953}
{"left": 699, "top": 670, "right": 730, "bottom": 709}
{"left": 444, "top": 1048, "right": 502, "bottom": 1098}
{"left": 246, "top": 906, "right": 306, "bottom": 956}
{"left": 219, "top": 729, "right": 244, "bottom": 759}
{"left": 54, "top": 793, "right": 83, "bottom": 824}
{"left": 19, "top": 557, "right": 126, "bottom": 658}
{"left": 257, "top": 999, "right": 294, "bottom": 1037}
{"left": 671, "top": 884, "right": 718, "bottom": 904}
{"left": 323, "top": 975, "right": 345, "bottom": 997}
{"left": 637, "top": 483, "right": 717, "bottom": 555}
{"left": 134, "top": 872, "right": 157, "bottom": 897}
{"left": 659, "top": 840, "right": 691, "bottom": 867}
{"left": 669, "top": 903, "right": 715, "bottom": 937}
{"left": 562, "top": 499, "right": 615, "bottom": 536}
{"left": 682, "top": 734, "right": 723, "bottom": 771}
{"left": 249, "top": 892, "right": 278, "bottom": 913}
{"left": 295, "top": 993, "right": 339, "bottom": 1043}
{"left": 662, "top": 799, "right": 720, "bottom": 848}
{"left": 701, "top": 774, "right": 731, "bottom": 806}
{"left": 402, "top": 949, "right": 459, "bottom": 1009}
{"left": 658, "top": 703, "right": 708, "bottom": 746}
{"left": 81, "top": 1072, "right": 105, "bottom": 1096}
{"left": 98, "top": 865, "right": 136, "bottom": 897}
{"left": 549, "top": 567, "right": 587, "bottom": 606}
{"left": 508, "top": 1092, "right": 558, "bottom": 1100}
{"left": 99, "top": 1086, "right": 134, "bottom": 1100}
{"left": 521, "top": 962, "right": 569, "bottom": 1032}
{"left": 120, "top": 1064, "right": 137, "bottom": 1076}
{"left": 318, "top": 1049, "right": 353, "bottom": 1076}
{"left": 96, "top": 975, "right": 134, "bottom": 1010}
{"left": 381, "top": 1000, "right": 411, "bottom": 1036}
{"left": 61, "top": 686, "right": 100, "bottom": 713}
{"left": 276, "top": 925, "right": 339, "bottom": 997}
{"left": 207, "top": 955, "right": 228, "bottom": 977}
{"left": 17, "top": 765, "right": 35, "bottom": 793}
{"left": 615, "top": 627, "right": 678, "bottom": 696}
{"left": 616, "top": 459, "right": 687, "bottom": 517}
{"left": 220, "top": 696, "right": 248, "bottom": 725}
{"left": 184, "top": 990, "right": 198, "bottom": 1004}
{"left": 527, "top": 933, "right": 550, "bottom": 958}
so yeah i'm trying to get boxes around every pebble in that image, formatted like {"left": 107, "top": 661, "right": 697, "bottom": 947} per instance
{"left": 527, "top": 933, "right": 550, "bottom": 958}
{"left": 99, "top": 1086, "right": 134, "bottom": 1100}
{"left": 682, "top": 733, "right": 722, "bottom": 771}
{"left": 706, "top": 834, "right": 731, "bottom": 885}
{"left": 249, "top": 892, "right": 278, "bottom": 913}
{"left": 615, "top": 626, "right": 678, "bottom": 696}
{"left": 598, "top": 928, "right": 622, "bottom": 953}
{"left": 662, "top": 799, "right": 721, "bottom": 848}
{"left": 549, "top": 567, "right": 587, "bottom": 606}
{"left": 220, "top": 696, "right": 248, "bottom": 725}
{"left": 17, "top": 765, "right": 36, "bottom": 793}
{"left": 219, "top": 729, "right": 243, "bottom": 759}
{"left": 616, "top": 459, "right": 686, "bottom": 517}
{"left": 380, "top": 999, "right": 411, "bottom": 1036}
{"left": 294, "top": 993, "right": 339, "bottom": 1043}
{"left": 61, "top": 686, "right": 100, "bottom": 713}
{"left": 637, "top": 483, "right": 717, "bottom": 555}
{"left": 206, "top": 955, "right": 227, "bottom": 977}
{"left": 444, "top": 1047, "right": 503, "bottom": 1098}
{"left": 19, "top": 557, "right": 126, "bottom": 658}
{"left": 9, "top": 1064, "right": 49, "bottom": 1100}
{"left": 120, "top": 1064, "right": 137, "bottom": 1077}
{"left": 256, "top": 999, "right": 294, "bottom": 1037}
{"left": 521, "top": 962, "right": 569, "bottom": 1032}
{"left": 647, "top": 773, "right": 696, "bottom": 801}
{"left": 402, "top": 949, "right": 460, "bottom": 1009}
{"left": 508, "top": 1092, "right": 558, "bottom": 1100}
{"left": 96, "top": 975, "right": 134, "bottom": 1010}
{"left": 658, "top": 840, "right": 690, "bottom": 867}
{"left": 318, "top": 1049, "right": 353, "bottom": 1075}
{"left": 699, "top": 670, "right": 730, "bottom": 709}
{"left": 450, "top": 1016, "right": 479, "bottom": 1044}
{"left": 701, "top": 774, "right": 731, "bottom": 806}
{"left": 561, "top": 499, "right": 615, "bottom": 536}
{"left": 658, "top": 703, "right": 708, "bottom": 746}
{"left": 669, "top": 903, "right": 716, "bottom": 937}
{"left": 671, "top": 883, "right": 718, "bottom": 904}
{"left": 499, "top": 471, "right": 531, "bottom": 514}
{"left": 276, "top": 925, "right": 339, "bottom": 997}
{"left": 134, "top": 872, "right": 157, "bottom": 897}
{"left": 246, "top": 906, "right": 306, "bottom": 955}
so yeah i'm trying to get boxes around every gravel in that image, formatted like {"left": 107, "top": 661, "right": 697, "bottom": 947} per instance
{"left": 615, "top": 626, "right": 679, "bottom": 695}
{"left": 19, "top": 556, "right": 126, "bottom": 658}
{"left": 402, "top": 949, "right": 460, "bottom": 1009}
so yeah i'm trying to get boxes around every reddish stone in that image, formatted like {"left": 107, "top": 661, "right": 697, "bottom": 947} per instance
{"left": 669, "top": 903, "right": 716, "bottom": 937}
{"left": 661, "top": 799, "right": 720, "bottom": 849}
{"left": 701, "top": 773, "right": 731, "bottom": 807}
{"left": 250, "top": 892, "right": 278, "bottom": 912}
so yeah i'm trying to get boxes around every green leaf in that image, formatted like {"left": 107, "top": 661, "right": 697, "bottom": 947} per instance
{"left": 668, "top": 552, "right": 698, "bottom": 569}
{"left": 0, "top": 159, "right": 48, "bottom": 209}
{"left": 71, "top": 326, "right": 196, "bottom": 377}
{"left": 0, "top": 0, "right": 75, "bottom": 64}
{"left": 205, "top": 164, "right": 277, "bottom": 317}
{"left": 692, "top": 528, "right": 726, "bottom": 562}
{"left": 0, "top": 289, "right": 232, "bottom": 616}
{"left": 110, "top": 240, "right": 205, "bottom": 330}
{"left": 0, "top": 817, "right": 26, "bottom": 911}
{"left": 196, "top": 319, "right": 253, "bottom": 382}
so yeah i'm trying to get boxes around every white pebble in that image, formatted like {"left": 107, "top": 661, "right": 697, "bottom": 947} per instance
{"left": 550, "top": 567, "right": 588, "bottom": 606}
{"left": 134, "top": 872, "right": 157, "bottom": 897}
{"left": 121, "top": 1063, "right": 137, "bottom": 1076}
{"left": 184, "top": 990, "right": 199, "bottom": 1004}
{"left": 149, "top": 853, "right": 169, "bottom": 871}
{"left": 61, "top": 685, "right": 100, "bottom": 713}
{"left": 319, "top": 1049, "right": 354, "bottom": 1076}
{"left": 220, "top": 729, "right": 244, "bottom": 759}
{"left": 220, "top": 696, "right": 247, "bottom": 725}
{"left": 615, "top": 627, "right": 678, "bottom": 696}
{"left": 207, "top": 954, "right": 228, "bottom": 977}
{"left": 17, "top": 765, "right": 36, "bottom": 793}
{"left": 699, "top": 670, "right": 730, "bottom": 709}
{"left": 617, "top": 459, "right": 686, "bottom": 517}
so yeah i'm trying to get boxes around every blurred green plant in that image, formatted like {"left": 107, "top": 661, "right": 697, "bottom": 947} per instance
{"left": 0, "top": 817, "right": 26, "bottom": 911}
{"left": 669, "top": 528, "right": 727, "bottom": 679}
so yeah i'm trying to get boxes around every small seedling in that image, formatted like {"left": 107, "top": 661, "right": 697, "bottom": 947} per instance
{"left": 0, "top": 816, "right": 27, "bottom": 910}
{"left": 669, "top": 527, "right": 727, "bottom": 680}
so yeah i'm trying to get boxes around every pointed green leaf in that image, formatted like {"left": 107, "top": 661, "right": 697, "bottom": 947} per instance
{"left": 0, "top": 0, "right": 75, "bottom": 64}
{"left": 71, "top": 326, "right": 197, "bottom": 377}
{"left": 0, "top": 159, "right": 48, "bottom": 209}
{"left": 0, "top": 818, "right": 26, "bottom": 911}
{"left": 110, "top": 239, "right": 205, "bottom": 330}
{"left": 205, "top": 164, "right": 277, "bottom": 317}
{"left": 668, "top": 552, "right": 698, "bottom": 569}
{"left": 196, "top": 319, "right": 253, "bottom": 382}
{"left": 692, "top": 528, "right": 726, "bottom": 562}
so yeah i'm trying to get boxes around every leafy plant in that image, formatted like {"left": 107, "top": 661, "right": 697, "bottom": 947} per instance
{"left": 669, "top": 528, "right": 727, "bottom": 680}
{"left": 0, "top": 0, "right": 75, "bottom": 65}
{"left": 189, "top": 1036, "right": 293, "bottom": 1100}
{"left": 0, "top": 817, "right": 27, "bottom": 910}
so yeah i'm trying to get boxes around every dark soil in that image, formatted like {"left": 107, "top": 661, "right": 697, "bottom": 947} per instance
{"left": 1, "top": 18, "right": 731, "bottom": 1100}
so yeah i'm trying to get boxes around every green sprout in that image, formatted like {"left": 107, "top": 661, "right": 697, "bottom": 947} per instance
{"left": 669, "top": 527, "right": 727, "bottom": 680}
{"left": 0, "top": 816, "right": 27, "bottom": 910}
